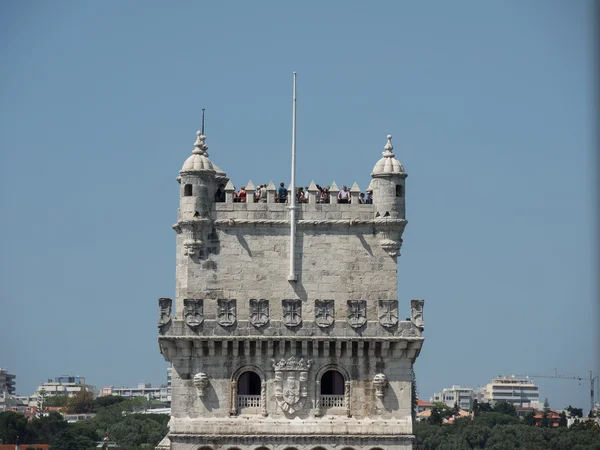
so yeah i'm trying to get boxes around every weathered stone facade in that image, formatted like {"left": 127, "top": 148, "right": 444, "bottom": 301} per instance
{"left": 157, "top": 133, "right": 425, "bottom": 450}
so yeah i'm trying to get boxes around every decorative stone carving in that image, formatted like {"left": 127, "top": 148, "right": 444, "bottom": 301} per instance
{"left": 411, "top": 299, "right": 425, "bottom": 330}
{"left": 282, "top": 299, "right": 302, "bottom": 327}
{"left": 183, "top": 299, "right": 204, "bottom": 327}
{"left": 183, "top": 239, "right": 201, "bottom": 257}
{"left": 378, "top": 232, "right": 403, "bottom": 257}
{"left": 313, "top": 380, "right": 322, "bottom": 416}
{"left": 261, "top": 381, "right": 267, "bottom": 417}
{"left": 344, "top": 381, "right": 351, "bottom": 417}
{"left": 193, "top": 372, "right": 209, "bottom": 398}
{"left": 347, "top": 300, "right": 367, "bottom": 328}
{"left": 250, "top": 299, "right": 269, "bottom": 327}
{"left": 272, "top": 356, "right": 313, "bottom": 413}
{"left": 315, "top": 300, "right": 334, "bottom": 328}
{"left": 217, "top": 299, "right": 236, "bottom": 326}
{"left": 229, "top": 380, "right": 237, "bottom": 416}
{"left": 378, "top": 300, "right": 398, "bottom": 327}
{"left": 158, "top": 298, "right": 172, "bottom": 329}
{"left": 373, "top": 373, "right": 387, "bottom": 398}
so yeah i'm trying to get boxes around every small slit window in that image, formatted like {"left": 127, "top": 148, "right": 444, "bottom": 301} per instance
{"left": 184, "top": 184, "right": 193, "bottom": 196}
{"left": 396, "top": 185, "right": 404, "bottom": 198}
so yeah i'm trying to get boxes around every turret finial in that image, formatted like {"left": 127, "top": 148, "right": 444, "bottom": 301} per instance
{"left": 382, "top": 134, "right": 394, "bottom": 157}
{"left": 193, "top": 131, "right": 208, "bottom": 156}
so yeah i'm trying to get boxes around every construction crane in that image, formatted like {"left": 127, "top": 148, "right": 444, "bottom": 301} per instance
{"left": 516, "top": 370, "right": 599, "bottom": 415}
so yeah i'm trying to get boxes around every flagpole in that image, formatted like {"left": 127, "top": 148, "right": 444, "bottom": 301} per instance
{"left": 288, "top": 72, "right": 297, "bottom": 282}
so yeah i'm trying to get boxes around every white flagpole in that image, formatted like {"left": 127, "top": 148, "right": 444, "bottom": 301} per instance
{"left": 288, "top": 72, "right": 297, "bottom": 282}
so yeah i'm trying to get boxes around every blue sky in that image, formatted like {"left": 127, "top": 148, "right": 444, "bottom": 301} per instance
{"left": 1, "top": 1, "right": 597, "bottom": 411}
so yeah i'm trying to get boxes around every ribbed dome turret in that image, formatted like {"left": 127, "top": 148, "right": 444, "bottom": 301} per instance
{"left": 180, "top": 132, "right": 218, "bottom": 174}
{"left": 371, "top": 135, "right": 406, "bottom": 176}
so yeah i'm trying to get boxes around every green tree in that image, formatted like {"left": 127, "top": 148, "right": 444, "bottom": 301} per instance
{"left": 493, "top": 401, "right": 517, "bottom": 417}
{"left": 50, "top": 429, "right": 96, "bottom": 450}
{"left": 65, "top": 388, "right": 95, "bottom": 414}
{"left": 94, "top": 395, "right": 126, "bottom": 409}
{"left": 0, "top": 411, "right": 33, "bottom": 444}
{"left": 543, "top": 397, "right": 550, "bottom": 408}
{"left": 524, "top": 410, "right": 536, "bottom": 426}
{"left": 36, "top": 388, "right": 48, "bottom": 417}
{"left": 428, "top": 405, "right": 444, "bottom": 425}
{"left": 107, "top": 414, "right": 168, "bottom": 447}
{"left": 410, "top": 366, "right": 417, "bottom": 422}
{"left": 558, "top": 411, "right": 567, "bottom": 427}
{"left": 452, "top": 401, "right": 460, "bottom": 416}
{"left": 472, "top": 399, "right": 493, "bottom": 417}
{"left": 540, "top": 410, "right": 550, "bottom": 428}
{"left": 27, "top": 411, "right": 68, "bottom": 443}
{"left": 566, "top": 405, "right": 583, "bottom": 418}
{"left": 45, "top": 395, "right": 69, "bottom": 407}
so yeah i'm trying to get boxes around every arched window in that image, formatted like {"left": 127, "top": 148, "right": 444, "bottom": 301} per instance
{"left": 237, "top": 371, "right": 261, "bottom": 411}
{"left": 396, "top": 184, "right": 404, "bottom": 198}
{"left": 238, "top": 371, "right": 261, "bottom": 395}
{"left": 184, "top": 184, "right": 193, "bottom": 196}
{"left": 321, "top": 370, "right": 344, "bottom": 395}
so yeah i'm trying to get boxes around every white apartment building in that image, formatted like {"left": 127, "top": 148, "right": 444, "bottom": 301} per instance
{"left": 482, "top": 376, "right": 540, "bottom": 407}
{"left": 430, "top": 385, "right": 474, "bottom": 411}
{"left": 35, "top": 375, "right": 99, "bottom": 402}
{"left": 101, "top": 366, "right": 172, "bottom": 403}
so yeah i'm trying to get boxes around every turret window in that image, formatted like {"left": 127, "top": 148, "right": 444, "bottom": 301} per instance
{"left": 396, "top": 185, "right": 404, "bottom": 198}
{"left": 184, "top": 184, "right": 193, "bottom": 196}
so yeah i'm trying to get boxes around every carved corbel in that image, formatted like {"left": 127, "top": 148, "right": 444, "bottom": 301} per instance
{"left": 193, "top": 373, "right": 209, "bottom": 398}
{"left": 373, "top": 373, "right": 388, "bottom": 398}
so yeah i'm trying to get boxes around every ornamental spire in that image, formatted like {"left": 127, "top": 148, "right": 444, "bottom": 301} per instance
{"left": 192, "top": 131, "right": 208, "bottom": 156}
{"left": 382, "top": 134, "right": 395, "bottom": 157}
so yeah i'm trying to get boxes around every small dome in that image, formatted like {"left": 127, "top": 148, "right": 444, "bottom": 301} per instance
{"left": 180, "top": 132, "right": 217, "bottom": 174}
{"left": 371, "top": 135, "right": 406, "bottom": 176}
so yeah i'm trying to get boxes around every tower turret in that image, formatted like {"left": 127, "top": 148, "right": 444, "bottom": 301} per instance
{"left": 179, "top": 131, "right": 223, "bottom": 221}
{"left": 371, "top": 134, "right": 407, "bottom": 219}
{"left": 371, "top": 135, "right": 407, "bottom": 256}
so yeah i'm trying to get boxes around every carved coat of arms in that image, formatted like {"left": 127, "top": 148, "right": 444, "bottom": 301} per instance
{"left": 272, "top": 356, "right": 312, "bottom": 413}
{"left": 315, "top": 300, "right": 334, "bottom": 327}
{"left": 184, "top": 299, "right": 203, "bottom": 327}
{"left": 217, "top": 299, "right": 236, "bottom": 326}
{"left": 158, "top": 298, "right": 172, "bottom": 328}
{"left": 378, "top": 300, "right": 398, "bottom": 327}
{"left": 282, "top": 299, "right": 301, "bottom": 326}
{"left": 347, "top": 300, "right": 367, "bottom": 328}
{"left": 250, "top": 299, "right": 269, "bottom": 327}
{"left": 411, "top": 299, "right": 425, "bottom": 330}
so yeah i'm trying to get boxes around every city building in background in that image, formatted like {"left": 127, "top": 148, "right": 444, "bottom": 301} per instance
{"left": 34, "top": 375, "right": 99, "bottom": 404}
{"left": 430, "top": 385, "right": 475, "bottom": 411}
{"left": 481, "top": 375, "right": 540, "bottom": 407}
{"left": 0, "top": 368, "right": 16, "bottom": 411}
{"left": 100, "top": 366, "right": 172, "bottom": 403}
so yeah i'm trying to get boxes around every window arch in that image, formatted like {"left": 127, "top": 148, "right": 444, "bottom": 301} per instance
{"left": 321, "top": 370, "right": 344, "bottom": 395}
{"left": 184, "top": 184, "right": 193, "bottom": 196}
{"left": 237, "top": 371, "right": 261, "bottom": 396}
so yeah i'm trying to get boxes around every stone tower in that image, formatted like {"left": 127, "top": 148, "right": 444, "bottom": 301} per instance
{"left": 156, "top": 131, "right": 425, "bottom": 450}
